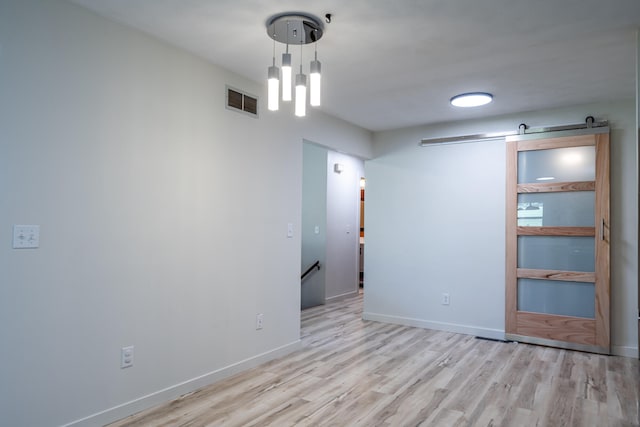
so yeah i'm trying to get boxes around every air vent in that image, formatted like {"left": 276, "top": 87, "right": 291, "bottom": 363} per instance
{"left": 227, "top": 88, "right": 243, "bottom": 110}
{"left": 226, "top": 85, "right": 258, "bottom": 117}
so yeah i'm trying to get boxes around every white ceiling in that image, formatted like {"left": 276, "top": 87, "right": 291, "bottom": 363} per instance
{"left": 70, "top": 0, "right": 640, "bottom": 132}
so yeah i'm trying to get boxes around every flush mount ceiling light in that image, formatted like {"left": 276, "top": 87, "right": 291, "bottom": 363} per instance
{"left": 450, "top": 92, "right": 493, "bottom": 108}
{"left": 266, "top": 12, "right": 324, "bottom": 117}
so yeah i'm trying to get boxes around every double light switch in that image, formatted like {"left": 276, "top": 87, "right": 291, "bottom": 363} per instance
{"left": 13, "top": 225, "right": 40, "bottom": 249}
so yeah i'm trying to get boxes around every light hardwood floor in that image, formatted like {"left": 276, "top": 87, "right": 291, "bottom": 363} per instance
{"left": 110, "top": 293, "right": 639, "bottom": 426}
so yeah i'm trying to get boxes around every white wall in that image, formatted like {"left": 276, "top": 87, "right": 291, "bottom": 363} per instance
{"left": 0, "top": 1, "right": 372, "bottom": 426}
{"left": 325, "top": 152, "right": 364, "bottom": 301}
{"left": 365, "top": 100, "right": 638, "bottom": 357}
{"left": 301, "top": 142, "right": 327, "bottom": 308}
{"left": 636, "top": 30, "right": 640, "bottom": 355}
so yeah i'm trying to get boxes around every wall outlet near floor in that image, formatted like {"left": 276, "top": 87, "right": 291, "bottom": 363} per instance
{"left": 442, "top": 293, "right": 450, "bottom": 305}
{"left": 256, "top": 313, "right": 264, "bottom": 330}
{"left": 121, "top": 345, "right": 134, "bottom": 369}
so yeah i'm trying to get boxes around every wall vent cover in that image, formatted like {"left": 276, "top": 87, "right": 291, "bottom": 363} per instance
{"left": 226, "top": 85, "right": 258, "bottom": 117}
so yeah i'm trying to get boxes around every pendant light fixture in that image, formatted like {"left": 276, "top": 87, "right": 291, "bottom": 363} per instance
{"left": 267, "top": 61, "right": 280, "bottom": 111}
{"left": 266, "top": 12, "right": 324, "bottom": 117}
{"left": 282, "top": 47, "right": 292, "bottom": 102}
{"left": 309, "top": 38, "right": 321, "bottom": 107}
{"left": 267, "top": 39, "right": 280, "bottom": 111}
{"left": 281, "top": 20, "right": 292, "bottom": 102}
{"left": 295, "top": 66, "right": 307, "bottom": 117}
{"left": 295, "top": 43, "right": 307, "bottom": 117}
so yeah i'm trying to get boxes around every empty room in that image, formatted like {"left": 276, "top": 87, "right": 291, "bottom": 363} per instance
{"left": 1, "top": 0, "right": 639, "bottom": 426}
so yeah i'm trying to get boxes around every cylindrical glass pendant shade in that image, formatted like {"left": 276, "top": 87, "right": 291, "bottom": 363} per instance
{"left": 295, "top": 73, "right": 307, "bottom": 117}
{"left": 282, "top": 52, "right": 292, "bottom": 101}
{"left": 267, "top": 65, "right": 280, "bottom": 111}
{"left": 310, "top": 59, "right": 321, "bottom": 107}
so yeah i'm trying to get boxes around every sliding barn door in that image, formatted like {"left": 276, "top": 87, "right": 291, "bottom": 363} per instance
{"left": 505, "top": 131, "right": 610, "bottom": 354}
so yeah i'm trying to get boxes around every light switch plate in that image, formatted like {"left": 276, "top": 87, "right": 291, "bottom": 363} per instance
{"left": 121, "top": 346, "right": 134, "bottom": 369}
{"left": 287, "top": 223, "right": 294, "bottom": 238}
{"left": 13, "top": 225, "right": 40, "bottom": 249}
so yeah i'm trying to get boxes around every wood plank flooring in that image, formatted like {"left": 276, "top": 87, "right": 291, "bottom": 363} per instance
{"left": 110, "top": 293, "right": 640, "bottom": 426}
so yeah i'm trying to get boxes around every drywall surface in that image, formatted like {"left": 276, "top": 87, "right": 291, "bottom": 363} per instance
{"left": 365, "top": 100, "right": 638, "bottom": 357}
{"left": 636, "top": 29, "right": 640, "bottom": 357}
{"left": 0, "top": 1, "right": 372, "bottom": 426}
{"left": 325, "top": 151, "right": 364, "bottom": 301}
{"left": 302, "top": 142, "right": 327, "bottom": 308}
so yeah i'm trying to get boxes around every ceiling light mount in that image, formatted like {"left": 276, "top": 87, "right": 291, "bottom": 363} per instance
{"left": 266, "top": 13, "right": 324, "bottom": 45}
{"left": 450, "top": 92, "right": 493, "bottom": 108}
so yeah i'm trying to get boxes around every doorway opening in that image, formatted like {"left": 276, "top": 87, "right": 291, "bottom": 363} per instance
{"left": 301, "top": 141, "right": 364, "bottom": 309}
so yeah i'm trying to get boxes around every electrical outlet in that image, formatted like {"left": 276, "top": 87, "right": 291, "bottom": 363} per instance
{"left": 256, "top": 313, "right": 264, "bottom": 330}
{"left": 442, "top": 293, "right": 450, "bottom": 305}
{"left": 121, "top": 346, "right": 134, "bottom": 369}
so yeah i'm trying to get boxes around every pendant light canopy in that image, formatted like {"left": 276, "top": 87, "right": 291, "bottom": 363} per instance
{"left": 266, "top": 12, "right": 324, "bottom": 117}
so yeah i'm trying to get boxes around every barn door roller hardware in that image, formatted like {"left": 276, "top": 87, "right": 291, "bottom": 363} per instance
{"left": 420, "top": 116, "right": 608, "bottom": 146}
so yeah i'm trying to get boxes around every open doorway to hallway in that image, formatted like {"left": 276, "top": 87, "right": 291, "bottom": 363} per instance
{"left": 302, "top": 141, "right": 364, "bottom": 310}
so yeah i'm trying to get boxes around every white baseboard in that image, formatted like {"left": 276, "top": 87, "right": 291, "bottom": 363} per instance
{"left": 362, "top": 312, "right": 505, "bottom": 341}
{"left": 611, "top": 345, "right": 639, "bottom": 358}
{"left": 325, "top": 289, "right": 359, "bottom": 303}
{"left": 363, "top": 312, "right": 639, "bottom": 359}
{"left": 63, "top": 340, "right": 302, "bottom": 427}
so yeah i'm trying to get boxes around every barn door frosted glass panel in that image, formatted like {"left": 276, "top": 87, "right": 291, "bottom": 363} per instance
{"left": 517, "top": 192, "right": 595, "bottom": 227}
{"left": 517, "top": 146, "right": 595, "bottom": 183}
{"left": 518, "top": 236, "right": 595, "bottom": 272}
{"left": 518, "top": 279, "right": 595, "bottom": 318}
